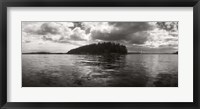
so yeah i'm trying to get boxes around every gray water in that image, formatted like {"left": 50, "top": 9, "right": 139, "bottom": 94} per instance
{"left": 22, "top": 54, "right": 178, "bottom": 87}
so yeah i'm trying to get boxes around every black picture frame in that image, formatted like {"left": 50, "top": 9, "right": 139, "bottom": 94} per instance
{"left": 0, "top": 0, "right": 199, "bottom": 109}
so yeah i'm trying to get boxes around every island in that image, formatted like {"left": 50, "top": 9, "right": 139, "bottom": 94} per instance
{"left": 67, "top": 42, "right": 128, "bottom": 54}
{"left": 173, "top": 51, "right": 178, "bottom": 54}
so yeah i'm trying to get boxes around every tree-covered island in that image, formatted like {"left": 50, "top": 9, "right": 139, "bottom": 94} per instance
{"left": 67, "top": 42, "right": 128, "bottom": 54}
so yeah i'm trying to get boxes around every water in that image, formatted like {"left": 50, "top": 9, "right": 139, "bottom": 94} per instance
{"left": 22, "top": 54, "right": 178, "bottom": 87}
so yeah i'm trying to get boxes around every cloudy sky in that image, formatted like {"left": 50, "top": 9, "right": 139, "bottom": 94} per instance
{"left": 22, "top": 21, "right": 178, "bottom": 53}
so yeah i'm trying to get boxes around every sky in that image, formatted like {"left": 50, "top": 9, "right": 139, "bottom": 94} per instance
{"left": 22, "top": 21, "right": 178, "bottom": 53}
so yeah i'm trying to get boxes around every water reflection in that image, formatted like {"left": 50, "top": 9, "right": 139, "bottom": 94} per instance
{"left": 154, "top": 73, "right": 178, "bottom": 87}
{"left": 22, "top": 54, "right": 178, "bottom": 87}
{"left": 72, "top": 55, "right": 129, "bottom": 87}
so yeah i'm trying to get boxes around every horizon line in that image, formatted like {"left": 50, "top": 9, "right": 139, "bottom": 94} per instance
{"left": 22, "top": 52, "right": 178, "bottom": 54}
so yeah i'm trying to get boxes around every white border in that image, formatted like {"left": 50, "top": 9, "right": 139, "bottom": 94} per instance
{"left": 7, "top": 7, "right": 193, "bottom": 102}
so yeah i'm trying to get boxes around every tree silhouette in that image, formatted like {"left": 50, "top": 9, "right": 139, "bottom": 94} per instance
{"left": 67, "top": 42, "right": 127, "bottom": 54}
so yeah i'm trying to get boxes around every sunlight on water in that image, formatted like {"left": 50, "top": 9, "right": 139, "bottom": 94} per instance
{"left": 22, "top": 54, "right": 178, "bottom": 87}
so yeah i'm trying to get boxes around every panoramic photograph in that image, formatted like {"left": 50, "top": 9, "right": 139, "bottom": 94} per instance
{"left": 22, "top": 21, "right": 178, "bottom": 87}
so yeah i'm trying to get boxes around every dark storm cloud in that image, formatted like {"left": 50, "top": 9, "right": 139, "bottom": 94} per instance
{"left": 129, "top": 32, "right": 150, "bottom": 44}
{"left": 23, "top": 22, "right": 64, "bottom": 36}
{"left": 69, "top": 22, "right": 82, "bottom": 30}
{"left": 109, "top": 22, "right": 152, "bottom": 31}
{"left": 91, "top": 22, "right": 154, "bottom": 44}
{"left": 39, "top": 23, "right": 60, "bottom": 35}
{"left": 156, "top": 22, "right": 178, "bottom": 32}
{"left": 70, "top": 22, "right": 91, "bottom": 34}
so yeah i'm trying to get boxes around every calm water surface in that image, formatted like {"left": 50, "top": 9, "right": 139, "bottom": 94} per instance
{"left": 22, "top": 54, "right": 178, "bottom": 87}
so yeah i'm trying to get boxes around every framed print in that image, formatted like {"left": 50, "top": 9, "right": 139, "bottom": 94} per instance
{"left": 0, "top": 0, "right": 200, "bottom": 109}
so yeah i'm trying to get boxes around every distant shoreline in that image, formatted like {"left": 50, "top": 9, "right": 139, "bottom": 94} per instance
{"left": 22, "top": 52, "right": 67, "bottom": 54}
{"left": 22, "top": 53, "right": 178, "bottom": 55}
